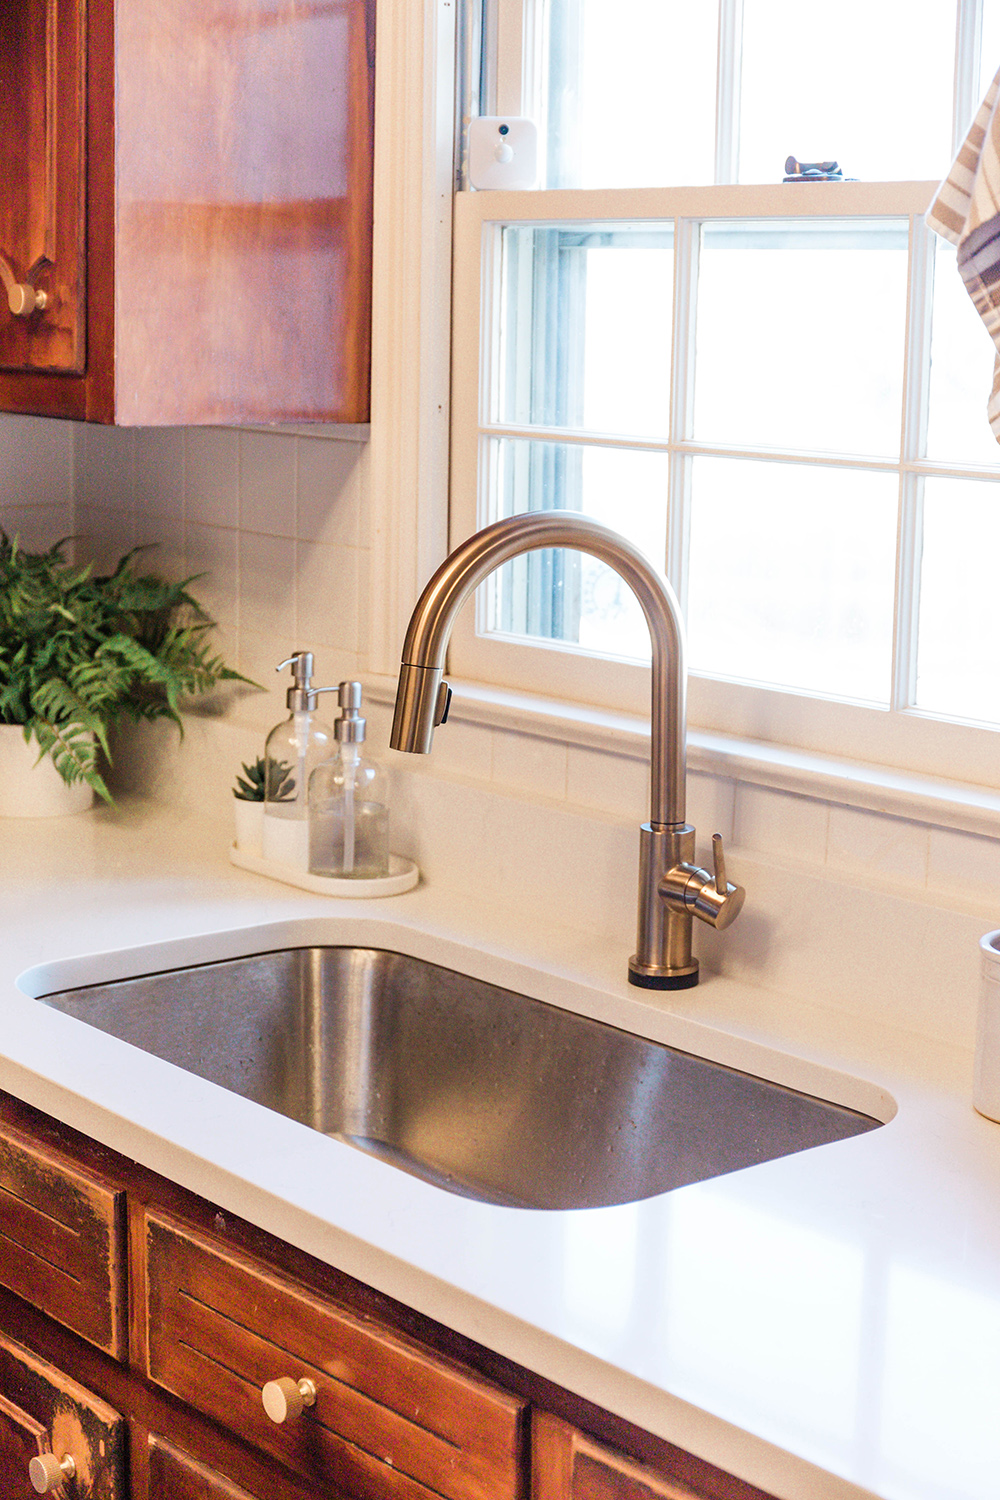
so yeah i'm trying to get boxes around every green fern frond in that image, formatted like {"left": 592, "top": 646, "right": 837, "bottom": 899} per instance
{"left": 0, "top": 531, "right": 256, "bottom": 800}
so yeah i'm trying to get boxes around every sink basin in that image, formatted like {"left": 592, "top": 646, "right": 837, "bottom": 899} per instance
{"left": 39, "top": 947, "right": 880, "bottom": 1209}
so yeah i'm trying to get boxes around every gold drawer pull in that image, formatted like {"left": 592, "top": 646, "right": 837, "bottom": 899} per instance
{"left": 261, "top": 1376, "right": 317, "bottom": 1424}
{"left": 29, "top": 1452, "right": 76, "bottom": 1493}
{"left": 0, "top": 254, "right": 46, "bottom": 317}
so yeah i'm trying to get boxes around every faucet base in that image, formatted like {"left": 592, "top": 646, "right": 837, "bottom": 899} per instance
{"left": 627, "top": 959, "right": 699, "bottom": 990}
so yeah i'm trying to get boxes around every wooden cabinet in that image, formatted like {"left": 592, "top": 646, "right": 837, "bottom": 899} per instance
{"left": 531, "top": 1413, "right": 762, "bottom": 1500}
{"left": 0, "top": 1114, "right": 126, "bottom": 1359}
{"left": 0, "top": 1332, "right": 126, "bottom": 1500}
{"left": 142, "top": 1210, "right": 524, "bottom": 1500}
{"left": 147, "top": 1435, "right": 269, "bottom": 1500}
{"left": 0, "top": 1093, "right": 778, "bottom": 1500}
{"left": 0, "top": 0, "right": 374, "bottom": 425}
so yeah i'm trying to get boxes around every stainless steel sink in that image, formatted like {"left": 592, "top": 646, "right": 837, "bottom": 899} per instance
{"left": 39, "top": 947, "right": 880, "bottom": 1209}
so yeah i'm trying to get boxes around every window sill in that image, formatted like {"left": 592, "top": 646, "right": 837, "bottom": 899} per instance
{"left": 364, "top": 674, "right": 1000, "bottom": 839}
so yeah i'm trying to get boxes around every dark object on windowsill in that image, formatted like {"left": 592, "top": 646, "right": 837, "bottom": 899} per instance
{"left": 783, "top": 155, "right": 854, "bottom": 182}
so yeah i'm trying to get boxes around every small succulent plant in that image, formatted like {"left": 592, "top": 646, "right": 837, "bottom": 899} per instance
{"left": 233, "top": 755, "right": 295, "bottom": 803}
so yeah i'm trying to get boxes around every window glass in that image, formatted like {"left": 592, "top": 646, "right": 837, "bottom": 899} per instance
{"left": 738, "top": 0, "right": 957, "bottom": 184}
{"left": 981, "top": 2, "right": 1000, "bottom": 100}
{"left": 916, "top": 476, "right": 1000, "bottom": 722}
{"left": 926, "top": 241, "right": 1000, "bottom": 465}
{"left": 686, "top": 457, "right": 898, "bottom": 702}
{"left": 490, "top": 437, "right": 669, "bottom": 659}
{"left": 542, "top": 0, "right": 717, "bottom": 188}
{"left": 693, "top": 220, "right": 908, "bottom": 454}
{"left": 499, "top": 226, "right": 673, "bottom": 437}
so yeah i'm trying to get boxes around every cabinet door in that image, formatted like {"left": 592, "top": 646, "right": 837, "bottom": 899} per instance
{"left": 0, "top": 0, "right": 86, "bottom": 372}
{"left": 0, "top": 1118, "right": 127, "bottom": 1359}
{"left": 0, "top": 1333, "right": 126, "bottom": 1500}
{"left": 531, "top": 1414, "right": 777, "bottom": 1500}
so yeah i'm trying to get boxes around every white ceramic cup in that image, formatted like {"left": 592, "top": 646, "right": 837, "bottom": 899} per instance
{"left": 975, "top": 930, "right": 1000, "bottom": 1120}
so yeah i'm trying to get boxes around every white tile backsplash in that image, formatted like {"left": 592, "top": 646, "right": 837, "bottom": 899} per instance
{"left": 295, "top": 540, "right": 359, "bottom": 650}
{"left": 491, "top": 728, "right": 568, "bottom": 802}
{"left": 239, "top": 532, "right": 296, "bottom": 638}
{"left": 239, "top": 429, "right": 296, "bottom": 537}
{"left": 734, "top": 783, "right": 830, "bottom": 865}
{"left": 134, "top": 429, "right": 185, "bottom": 521}
{"left": 566, "top": 745, "right": 648, "bottom": 821}
{"left": 185, "top": 428, "right": 239, "bottom": 528}
{"left": 828, "top": 805, "right": 929, "bottom": 889}
{"left": 297, "top": 436, "right": 363, "bottom": 547}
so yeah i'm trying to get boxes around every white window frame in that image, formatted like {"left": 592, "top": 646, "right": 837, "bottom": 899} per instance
{"left": 444, "top": 0, "right": 1000, "bottom": 789}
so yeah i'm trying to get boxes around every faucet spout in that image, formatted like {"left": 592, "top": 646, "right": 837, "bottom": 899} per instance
{"left": 390, "top": 512, "right": 744, "bottom": 987}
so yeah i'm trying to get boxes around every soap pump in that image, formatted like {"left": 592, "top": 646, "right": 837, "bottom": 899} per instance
{"left": 308, "top": 681, "right": 389, "bottom": 879}
{"left": 261, "top": 652, "right": 336, "bottom": 869}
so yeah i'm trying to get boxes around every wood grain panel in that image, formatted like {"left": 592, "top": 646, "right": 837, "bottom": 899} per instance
{"left": 0, "top": 1332, "right": 125, "bottom": 1500}
{"left": 0, "top": 0, "right": 86, "bottom": 373}
{"left": 112, "top": 0, "right": 374, "bottom": 424}
{"left": 144, "top": 1211, "right": 525, "bottom": 1500}
{"left": 0, "top": 1390, "right": 47, "bottom": 1494}
{"left": 149, "top": 1433, "right": 265, "bottom": 1500}
{"left": 532, "top": 1415, "right": 779, "bottom": 1500}
{"left": 0, "top": 1120, "right": 126, "bottom": 1360}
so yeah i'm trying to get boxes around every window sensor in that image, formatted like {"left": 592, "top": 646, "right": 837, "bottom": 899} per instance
{"left": 468, "top": 117, "right": 538, "bottom": 189}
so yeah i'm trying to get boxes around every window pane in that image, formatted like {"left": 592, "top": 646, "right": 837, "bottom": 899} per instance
{"left": 981, "top": 3, "right": 1000, "bottom": 101}
{"left": 687, "top": 458, "right": 897, "bottom": 702}
{"left": 926, "top": 240, "right": 1000, "bottom": 464}
{"left": 488, "top": 437, "right": 668, "bottom": 660}
{"left": 739, "top": 0, "right": 957, "bottom": 184}
{"left": 693, "top": 221, "right": 908, "bottom": 455}
{"left": 499, "top": 226, "right": 673, "bottom": 439}
{"left": 917, "top": 477, "right": 1000, "bottom": 721}
{"left": 542, "top": 0, "right": 717, "bottom": 188}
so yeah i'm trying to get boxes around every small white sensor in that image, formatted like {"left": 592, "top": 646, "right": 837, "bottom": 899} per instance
{"left": 468, "top": 117, "right": 538, "bottom": 190}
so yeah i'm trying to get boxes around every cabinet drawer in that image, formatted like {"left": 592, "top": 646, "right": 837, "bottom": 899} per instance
{"left": 0, "top": 1332, "right": 126, "bottom": 1500}
{"left": 144, "top": 1211, "right": 525, "bottom": 1500}
{"left": 0, "top": 1120, "right": 126, "bottom": 1358}
{"left": 148, "top": 1434, "right": 262, "bottom": 1500}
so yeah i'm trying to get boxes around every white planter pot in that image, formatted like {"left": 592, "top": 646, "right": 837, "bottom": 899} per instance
{"left": 0, "top": 726, "right": 95, "bottom": 818}
{"left": 233, "top": 798, "right": 265, "bottom": 856}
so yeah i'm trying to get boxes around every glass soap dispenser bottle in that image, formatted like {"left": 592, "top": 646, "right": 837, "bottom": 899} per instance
{"left": 308, "top": 681, "right": 389, "bottom": 879}
{"left": 262, "top": 652, "right": 336, "bottom": 870}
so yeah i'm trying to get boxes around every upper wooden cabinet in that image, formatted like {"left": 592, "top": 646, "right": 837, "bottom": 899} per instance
{"left": 0, "top": 0, "right": 374, "bottom": 425}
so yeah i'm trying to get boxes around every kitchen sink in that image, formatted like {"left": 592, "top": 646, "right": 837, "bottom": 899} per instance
{"left": 39, "top": 947, "right": 880, "bottom": 1209}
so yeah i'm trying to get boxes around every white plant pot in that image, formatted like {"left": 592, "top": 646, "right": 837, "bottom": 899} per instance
{"left": 0, "top": 726, "right": 95, "bottom": 818}
{"left": 233, "top": 798, "right": 265, "bottom": 857}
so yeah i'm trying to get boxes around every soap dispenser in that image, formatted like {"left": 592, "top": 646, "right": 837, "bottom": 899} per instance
{"left": 308, "top": 682, "right": 389, "bottom": 879}
{"left": 261, "top": 652, "right": 336, "bottom": 869}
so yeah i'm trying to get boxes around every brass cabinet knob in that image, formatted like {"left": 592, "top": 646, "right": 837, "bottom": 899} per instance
{"left": 28, "top": 1453, "right": 76, "bottom": 1493}
{"left": 261, "top": 1375, "right": 317, "bottom": 1424}
{"left": 0, "top": 255, "right": 46, "bottom": 318}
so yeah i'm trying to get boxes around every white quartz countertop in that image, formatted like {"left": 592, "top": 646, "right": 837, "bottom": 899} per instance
{"left": 1, "top": 800, "right": 998, "bottom": 1500}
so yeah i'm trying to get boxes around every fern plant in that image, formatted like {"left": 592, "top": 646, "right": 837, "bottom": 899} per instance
{"left": 0, "top": 532, "right": 250, "bottom": 803}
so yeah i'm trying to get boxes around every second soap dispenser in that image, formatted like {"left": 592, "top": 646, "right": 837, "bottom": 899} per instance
{"left": 308, "top": 682, "right": 389, "bottom": 879}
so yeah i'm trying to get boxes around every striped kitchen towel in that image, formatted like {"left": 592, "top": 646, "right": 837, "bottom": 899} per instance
{"left": 927, "top": 65, "right": 1000, "bottom": 445}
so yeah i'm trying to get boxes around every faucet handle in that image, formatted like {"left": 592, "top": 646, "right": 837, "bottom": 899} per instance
{"left": 662, "top": 835, "right": 745, "bottom": 931}
{"left": 712, "top": 833, "right": 728, "bottom": 896}
{"left": 695, "top": 833, "right": 744, "bottom": 930}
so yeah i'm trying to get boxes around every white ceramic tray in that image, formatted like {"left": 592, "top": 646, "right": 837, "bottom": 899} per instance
{"left": 229, "top": 845, "right": 420, "bottom": 898}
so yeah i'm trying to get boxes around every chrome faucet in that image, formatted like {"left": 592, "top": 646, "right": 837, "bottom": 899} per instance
{"left": 390, "top": 512, "right": 744, "bottom": 988}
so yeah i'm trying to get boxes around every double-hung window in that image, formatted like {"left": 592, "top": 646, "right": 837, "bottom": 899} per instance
{"left": 449, "top": 0, "right": 1000, "bottom": 784}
